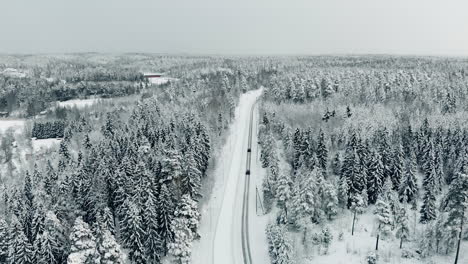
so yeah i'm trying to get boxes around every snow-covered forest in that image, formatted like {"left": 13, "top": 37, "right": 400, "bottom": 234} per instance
{"left": 0, "top": 54, "right": 264, "bottom": 264}
{"left": 1, "top": 54, "right": 468, "bottom": 264}
{"left": 258, "top": 56, "right": 468, "bottom": 263}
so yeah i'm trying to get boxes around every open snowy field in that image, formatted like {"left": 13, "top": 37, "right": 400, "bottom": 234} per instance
{"left": 32, "top": 138, "right": 61, "bottom": 153}
{"left": 0, "top": 119, "right": 25, "bottom": 135}
{"left": 56, "top": 98, "right": 102, "bottom": 109}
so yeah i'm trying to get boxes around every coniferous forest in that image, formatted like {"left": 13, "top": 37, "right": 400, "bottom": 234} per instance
{"left": 1, "top": 54, "right": 468, "bottom": 264}
{"left": 258, "top": 56, "right": 468, "bottom": 263}
{"left": 0, "top": 54, "right": 265, "bottom": 264}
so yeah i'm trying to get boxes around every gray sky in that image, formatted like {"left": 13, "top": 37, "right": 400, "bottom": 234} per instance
{"left": 1, "top": 0, "right": 468, "bottom": 56}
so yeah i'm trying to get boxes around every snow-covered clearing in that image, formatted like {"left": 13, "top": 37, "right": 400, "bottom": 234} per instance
{"left": 0, "top": 119, "right": 25, "bottom": 135}
{"left": 1, "top": 68, "right": 27, "bottom": 78}
{"left": 192, "top": 88, "right": 269, "bottom": 264}
{"left": 149, "top": 77, "right": 170, "bottom": 85}
{"left": 56, "top": 98, "right": 102, "bottom": 109}
{"left": 32, "top": 138, "right": 61, "bottom": 153}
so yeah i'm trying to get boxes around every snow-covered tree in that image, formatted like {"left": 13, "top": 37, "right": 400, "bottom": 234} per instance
{"left": 67, "top": 217, "right": 100, "bottom": 264}
{"left": 8, "top": 217, "right": 33, "bottom": 264}
{"left": 276, "top": 172, "right": 292, "bottom": 215}
{"left": 157, "top": 184, "right": 174, "bottom": 256}
{"left": 35, "top": 230, "right": 57, "bottom": 264}
{"left": 168, "top": 195, "right": 200, "bottom": 264}
{"left": 97, "top": 230, "right": 125, "bottom": 264}
{"left": 181, "top": 149, "right": 202, "bottom": 199}
{"left": 0, "top": 219, "right": 9, "bottom": 263}
{"left": 316, "top": 130, "right": 328, "bottom": 172}
{"left": 395, "top": 208, "right": 410, "bottom": 248}
{"left": 374, "top": 198, "right": 392, "bottom": 249}
{"left": 266, "top": 224, "right": 294, "bottom": 264}
{"left": 119, "top": 198, "right": 145, "bottom": 264}
{"left": 398, "top": 151, "right": 418, "bottom": 203}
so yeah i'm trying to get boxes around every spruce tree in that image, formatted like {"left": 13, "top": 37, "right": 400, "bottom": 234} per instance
{"left": 8, "top": 217, "right": 33, "bottom": 264}
{"left": 316, "top": 129, "right": 328, "bottom": 172}
{"left": 143, "top": 190, "right": 161, "bottom": 263}
{"left": 23, "top": 171, "right": 36, "bottom": 243}
{"left": 67, "top": 217, "right": 100, "bottom": 264}
{"left": 157, "top": 184, "right": 174, "bottom": 256}
{"left": 97, "top": 230, "right": 125, "bottom": 264}
{"left": 420, "top": 165, "right": 437, "bottom": 223}
{"left": 367, "top": 150, "right": 384, "bottom": 204}
{"left": 0, "top": 219, "right": 9, "bottom": 263}
{"left": 374, "top": 197, "right": 392, "bottom": 249}
{"left": 398, "top": 151, "right": 418, "bottom": 203}
{"left": 391, "top": 143, "right": 404, "bottom": 190}
{"left": 441, "top": 172, "right": 468, "bottom": 262}
{"left": 331, "top": 152, "right": 342, "bottom": 176}
{"left": 181, "top": 149, "right": 202, "bottom": 200}
{"left": 266, "top": 224, "right": 294, "bottom": 264}
{"left": 119, "top": 198, "right": 145, "bottom": 264}
{"left": 34, "top": 230, "right": 57, "bottom": 264}
{"left": 395, "top": 208, "right": 410, "bottom": 248}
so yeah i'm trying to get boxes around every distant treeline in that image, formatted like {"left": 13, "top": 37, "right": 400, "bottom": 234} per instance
{"left": 32, "top": 120, "right": 66, "bottom": 139}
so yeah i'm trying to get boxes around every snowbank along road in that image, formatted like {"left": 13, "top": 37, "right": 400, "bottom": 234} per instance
{"left": 192, "top": 88, "right": 267, "bottom": 264}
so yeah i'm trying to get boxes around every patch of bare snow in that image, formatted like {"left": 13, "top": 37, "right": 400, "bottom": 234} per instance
{"left": 56, "top": 98, "right": 101, "bottom": 109}
{"left": 32, "top": 138, "right": 61, "bottom": 153}
{"left": 0, "top": 119, "right": 25, "bottom": 135}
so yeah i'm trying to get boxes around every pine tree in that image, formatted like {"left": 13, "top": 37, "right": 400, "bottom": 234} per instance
{"left": 331, "top": 152, "right": 342, "bottom": 176}
{"left": 44, "top": 211, "right": 67, "bottom": 264}
{"left": 35, "top": 230, "right": 57, "bottom": 264}
{"left": 266, "top": 224, "right": 294, "bottom": 264}
{"left": 322, "top": 181, "right": 339, "bottom": 220}
{"left": 67, "top": 217, "right": 100, "bottom": 264}
{"left": 181, "top": 149, "right": 202, "bottom": 199}
{"left": 350, "top": 193, "right": 365, "bottom": 235}
{"left": 276, "top": 172, "right": 292, "bottom": 215}
{"left": 23, "top": 171, "right": 36, "bottom": 243}
{"left": 337, "top": 177, "right": 349, "bottom": 209}
{"left": 399, "top": 151, "right": 418, "bottom": 203}
{"left": 441, "top": 172, "right": 468, "bottom": 262}
{"left": 168, "top": 195, "right": 199, "bottom": 264}
{"left": 157, "top": 184, "right": 174, "bottom": 256}
{"left": 100, "top": 207, "right": 115, "bottom": 235}
{"left": 0, "top": 219, "right": 9, "bottom": 263}
{"left": 374, "top": 198, "right": 392, "bottom": 249}
{"left": 420, "top": 164, "right": 437, "bottom": 223}
{"left": 97, "top": 230, "right": 125, "bottom": 264}
{"left": 8, "top": 217, "right": 32, "bottom": 264}
{"left": 395, "top": 208, "right": 410, "bottom": 249}
{"left": 119, "top": 198, "right": 145, "bottom": 264}
{"left": 316, "top": 129, "right": 328, "bottom": 172}
{"left": 391, "top": 143, "right": 404, "bottom": 190}
{"left": 367, "top": 150, "right": 384, "bottom": 204}
{"left": 290, "top": 171, "right": 315, "bottom": 225}
{"left": 143, "top": 190, "right": 161, "bottom": 263}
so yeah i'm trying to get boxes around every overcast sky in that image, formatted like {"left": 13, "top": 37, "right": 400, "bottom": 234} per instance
{"left": 1, "top": 0, "right": 468, "bottom": 56}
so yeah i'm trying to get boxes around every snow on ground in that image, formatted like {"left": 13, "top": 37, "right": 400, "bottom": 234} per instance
{"left": 56, "top": 98, "right": 102, "bottom": 109}
{"left": 192, "top": 88, "right": 269, "bottom": 264}
{"left": 149, "top": 77, "right": 170, "bottom": 85}
{"left": 0, "top": 119, "right": 25, "bottom": 135}
{"left": 32, "top": 138, "right": 61, "bottom": 153}
{"left": 1, "top": 68, "right": 27, "bottom": 78}
{"left": 291, "top": 208, "right": 468, "bottom": 264}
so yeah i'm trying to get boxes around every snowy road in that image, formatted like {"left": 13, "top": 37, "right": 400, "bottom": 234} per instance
{"left": 192, "top": 88, "right": 270, "bottom": 264}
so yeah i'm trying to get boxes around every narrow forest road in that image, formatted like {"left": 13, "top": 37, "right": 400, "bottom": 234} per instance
{"left": 192, "top": 88, "right": 270, "bottom": 264}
